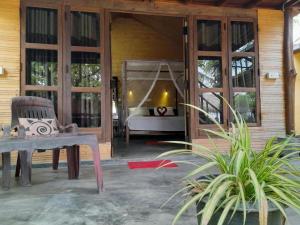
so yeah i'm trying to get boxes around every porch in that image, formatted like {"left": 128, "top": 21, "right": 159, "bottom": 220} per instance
{"left": 0, "top": 0, "right": 298, "bottom": 164}
{"left": 0, "top": 161, "right": 299, "bottom": 225}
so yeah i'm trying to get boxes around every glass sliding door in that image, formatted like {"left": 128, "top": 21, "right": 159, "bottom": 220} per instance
{"left": 192, "top": 16, "right": 260, "bottom": 138}
{"left": 21, "top": 2, "right": 109, "bottom": 141}
{"left": 65, "top": 8, "right": 105, "bottom": 138}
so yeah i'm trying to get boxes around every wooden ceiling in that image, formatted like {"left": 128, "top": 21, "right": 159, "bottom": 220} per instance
{"left": 155, "top": 0, "right": 300, "bottom": 9}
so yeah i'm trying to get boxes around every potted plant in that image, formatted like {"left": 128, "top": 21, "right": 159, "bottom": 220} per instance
{"left": 158, "top": 104, "right": 300, "bottom": 225}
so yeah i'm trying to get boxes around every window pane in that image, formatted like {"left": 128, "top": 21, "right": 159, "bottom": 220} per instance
{"left": 71, "top": 52, "right": 101, "bottom": 87}
{"left": 71, "top": 11, "right": 100, "bottom": 47}
{"left": 199, "top": 93, "right": 223, "bottom": 124}
{"left": 197, "top": 20, "right": 221, "bottom": 51}
{"left": 234, "top": 92, "right": 256, "bottom": 123}
{"left": 231, "top": 21, "right": 254, "bottom": 52}
{"left": 232, "top": 57, "right": 255, "bottom": 87}
{"left": 26, "top": 91, "right": 58, "bottom": 114}
{"left": 26, "top": 49, "right": 58, "bottom": 86}
{"left": 26, "top": 7, "right": 58, "bottom": 44}
{"left": 72, "top": 93, "right": 101, "bottom": 128}
{"left": 198, "top": 56, "right": 222, "bottom": 88}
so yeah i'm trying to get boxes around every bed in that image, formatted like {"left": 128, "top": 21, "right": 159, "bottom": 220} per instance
{"left": 122, "top": 60, "right": 185, "bottom": 143}
{"left": 125, "top": 106, "right": 185, "bottom": 143}
{"left": 128, "top": 116, "right": 185, "bottom": 132}
{"left": 127, "top": 107, "right": 185, "bottom": 131}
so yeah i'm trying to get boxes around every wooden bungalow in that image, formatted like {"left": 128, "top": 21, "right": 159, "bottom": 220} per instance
{"left": 0, "top": 0, "right": 299, "bottom": 164}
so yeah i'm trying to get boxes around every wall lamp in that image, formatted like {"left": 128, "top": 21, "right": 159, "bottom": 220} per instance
{"left": 0, "top": 66, "right": 4, "bottom": 76}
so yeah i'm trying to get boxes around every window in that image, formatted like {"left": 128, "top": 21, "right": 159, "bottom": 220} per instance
{"left": 22, "top": 6, "right": 61, "bottom": 117}
{"left": 22, "top": 3, "right": 107, "bottom": 140}
{"left": 229, "top": 19, "right": 259, "bottom": 124}
{"left": 196, "top": 18, "right": 228, "bottom": 130}
{"left": 194, "top": 17, "right": 259, "bottom": 136}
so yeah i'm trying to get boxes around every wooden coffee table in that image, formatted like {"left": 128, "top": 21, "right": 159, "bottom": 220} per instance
{"left": 0, "top": 133, "right": 103, "bottom": 193}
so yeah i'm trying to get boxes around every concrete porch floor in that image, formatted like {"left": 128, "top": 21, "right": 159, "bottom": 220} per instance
{"left": 0, "top": 160, "right": 299, "bottom": 225}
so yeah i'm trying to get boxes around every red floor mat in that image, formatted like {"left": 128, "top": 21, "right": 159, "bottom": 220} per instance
{"left": 128, "top": 160, "right": 178, "bottom": 169}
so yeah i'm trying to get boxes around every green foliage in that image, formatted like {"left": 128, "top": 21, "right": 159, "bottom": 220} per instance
{"left": 71, "top": 63, "right": 101, "bottom": 87}
{"left": 158, "top": 102, "right": 300, "bottom": 225}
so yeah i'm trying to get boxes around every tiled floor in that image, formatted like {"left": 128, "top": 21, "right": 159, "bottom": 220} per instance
{"left": 0, "top": 158, "right": 299, "bottom": 225}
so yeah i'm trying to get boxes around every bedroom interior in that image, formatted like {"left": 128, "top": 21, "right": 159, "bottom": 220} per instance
{"left": 110, "top": 12, "right": 186, "bottom": 158}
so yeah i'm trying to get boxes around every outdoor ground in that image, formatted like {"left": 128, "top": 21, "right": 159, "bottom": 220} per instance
{"left": 0, "top": 158, "right": 299, "bottom": 225}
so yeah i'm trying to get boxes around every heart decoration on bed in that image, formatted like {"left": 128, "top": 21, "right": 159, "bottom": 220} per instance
{"left": 157, "top": 106, "right": 167, "bottom": 116}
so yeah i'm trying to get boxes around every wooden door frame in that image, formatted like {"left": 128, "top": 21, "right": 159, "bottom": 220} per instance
{"left": 20, "top": 1, "right": 111, "bottom": 143}
{"left": 107, "top": 10, "right": 193, "bottom": 146}
{"left": 191, "top": 15, "right": 261, "bottom": 139}
{"left": 193, "top": 16, "right": 229, "bottom": 138}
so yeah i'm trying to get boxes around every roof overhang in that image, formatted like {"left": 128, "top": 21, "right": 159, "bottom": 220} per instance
{"left": 160, "top": 0, "right": 300, "bottom": 10}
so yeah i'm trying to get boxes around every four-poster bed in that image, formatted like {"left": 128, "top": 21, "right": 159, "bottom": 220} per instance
{"left": 122, "top": 60, "right": 186, "bottom": 144}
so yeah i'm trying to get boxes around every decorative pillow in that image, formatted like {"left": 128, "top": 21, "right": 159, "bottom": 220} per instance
{"left": 173, "top": 108, "right": 178, "bottom": 116}
{"left": 154, "top": 107, "right": 175, "bottom": 116}
{"left": 149, "top": 108, "right": 155, "bottom": 116}
{"left": 156, "top": 106, "right": 168, "bottom": 116}
{"left": 165, "top": 107, "right": 175, "bottom": 116}
{"left": 18, "top": 118, "right": 59, "bottom": 136}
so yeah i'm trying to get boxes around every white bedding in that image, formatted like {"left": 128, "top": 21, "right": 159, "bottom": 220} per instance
{"left": 128, "top": 116, "right": 185, "bottom": 132}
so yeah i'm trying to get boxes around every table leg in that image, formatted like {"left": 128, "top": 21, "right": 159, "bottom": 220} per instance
{"left": 66, "top": 147, "right": 76, "bottom": 179}
{"left": 15, "top": 153, "right": 21, "bottom": 177}
{"left": 90, "top": 143, "right": 103, "bottom": 193}
{"left": 20, "top": 150, "right": 32, "bottom": 187}
{"left": 74, "top": 145, "right": 80, "bottom": 178}
{"left": 52, "top": 149, "right": 60, "bottom": 170}
{"left": 2, "top": 152, "right": 11, "bottom": 190}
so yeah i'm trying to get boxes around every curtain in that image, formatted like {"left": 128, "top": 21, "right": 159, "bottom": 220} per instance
{"left": 26, "top": 7, "right": 58, "bottom": 44}
{"left": 71, "top": 93, "right": 101, "bottom": 127}
{"left": 71, "top": 12, "right": 100, "bottom": 47}
{"left": 197, "top": 20, "right": 221, "bottom": 51}
{"left": 231, "top": 22, "right": 254, "bottom": 52}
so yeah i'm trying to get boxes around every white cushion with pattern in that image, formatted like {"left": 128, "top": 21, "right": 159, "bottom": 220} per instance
{"left": 18, "top": 118, "right": 59, "bottom": 136}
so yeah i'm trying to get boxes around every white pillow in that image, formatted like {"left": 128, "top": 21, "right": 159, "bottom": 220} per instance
{"left": 129, "top": 107, "right": 150, "bottom": 116}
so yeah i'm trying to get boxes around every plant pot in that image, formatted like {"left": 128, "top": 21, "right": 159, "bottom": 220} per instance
{"left": 195, "top": 175, "right": 285, "bottom": 225}
{"left": 196, "top": 201, "right": 285, "bottom": 225}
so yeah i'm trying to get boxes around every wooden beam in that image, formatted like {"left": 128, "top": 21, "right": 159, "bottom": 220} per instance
{"left": 215, "top": 0, "right": 228, "bottom": 6}
{"left": 178, "top": 0, "right": 192, "bottom": 4}
{"left": 243, "top": 0, "right": 263, "bottom": 8}
{"left": 284, "top": 7, "right": 297, "bottom": 134}
{"left": 283, "top": 0, "right": 300, "bottom": 9}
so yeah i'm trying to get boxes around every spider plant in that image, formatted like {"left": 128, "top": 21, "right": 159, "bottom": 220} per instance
{"left": 158, "top": 103, "right": 300, "bottom": 225}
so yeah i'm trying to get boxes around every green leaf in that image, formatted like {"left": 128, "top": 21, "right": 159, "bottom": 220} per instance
{"left": 201, "top": 181, "right": 233, "bottom": 225}
{"left": 217, "top": 196, "right": 238, "bottom": 225}
{"left": 184, "top": 162, "right": 218, "bottom": 179}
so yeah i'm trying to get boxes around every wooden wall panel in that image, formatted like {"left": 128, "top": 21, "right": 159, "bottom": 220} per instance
{"left": 111, "top": 16, "right": 183, "bottom": 77}
{"left": 193, "top": 9, "right": 286, "bottom": 151}
{"left": 0, "top": 0, "right": 20, "bottom": 125}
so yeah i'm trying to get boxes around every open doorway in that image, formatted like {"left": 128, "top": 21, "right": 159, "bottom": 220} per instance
{"left": 110, "top": 12, "right": 187, "bottom": 159}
